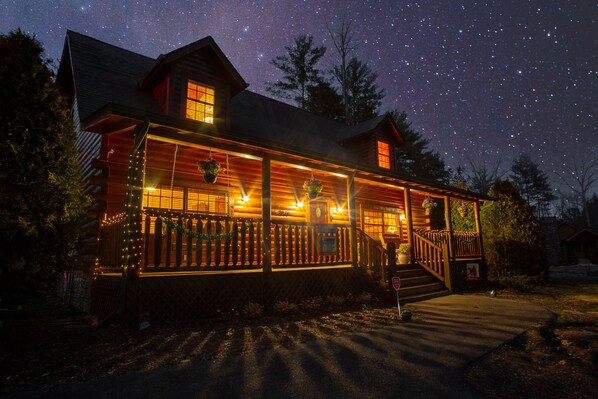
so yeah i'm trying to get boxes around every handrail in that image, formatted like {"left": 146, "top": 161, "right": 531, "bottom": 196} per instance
{"left": 412, "top": 231, "right": 448, "bottom": 283}
{"left": 355, "top": 228, "right": 388, "bottom": 286}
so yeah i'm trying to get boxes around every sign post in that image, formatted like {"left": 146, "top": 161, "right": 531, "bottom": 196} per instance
{"left": 391, "top": 276, "right": 401, "bottom": 316}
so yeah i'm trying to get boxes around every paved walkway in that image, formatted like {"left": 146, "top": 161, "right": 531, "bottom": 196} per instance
{"left": 11, "top": 295, "right": 552, "bottom": 399}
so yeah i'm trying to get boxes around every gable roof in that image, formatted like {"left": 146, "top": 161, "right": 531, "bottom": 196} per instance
{"left": 58, "top": 30, "right": 161, "bottom": 122}
{"left": 140, "top": 36, "right": 248, "bottom": 94}
{"left": 337, "top": 114, "right": 404, "bottom": 145}
{"left": 58, "top": 31, "right": 490, "bottom": 201}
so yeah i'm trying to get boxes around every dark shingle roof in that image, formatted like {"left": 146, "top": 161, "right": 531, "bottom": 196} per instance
{"left": 65, "top": 30, "right": 160, "bottom": 121}
{"left": 62, "top": 31, "right": 380, "bottom": 164}
{"left": 229, "top": 91, "right": 356, "bottom": 163}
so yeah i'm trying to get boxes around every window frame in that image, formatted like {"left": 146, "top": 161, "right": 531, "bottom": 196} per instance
{"left": 185, "top": 80, "right": 215, "bottom": 123}
{"left": 376, "top": 140, "right": 391, "bottom": 169}
{"left": 143, "top": 184, "right": 229, "bottom": 216}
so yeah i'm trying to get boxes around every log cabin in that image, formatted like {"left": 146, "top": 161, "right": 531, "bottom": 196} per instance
{"left": 57, "top": 30, "right": 489, "bottom": 323}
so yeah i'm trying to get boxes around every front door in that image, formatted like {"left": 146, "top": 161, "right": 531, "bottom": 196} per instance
{"left": 309, "top": 201, "right": 329, "bottom": 224}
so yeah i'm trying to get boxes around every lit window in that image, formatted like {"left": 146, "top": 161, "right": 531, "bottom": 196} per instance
{"left": 377, "top": 141, "right": 390, "bottom": 169}
{"left": 186, "top": 81, "right": 215, "bottom": 123}
{"left": 187, "top": 188, "right": 228, "bottom": 215}
{"left": 143, "top": 185, "right": 184, "bottom": 210}
{"left": 363, "top": 208, "right": 400, "bottom": 237}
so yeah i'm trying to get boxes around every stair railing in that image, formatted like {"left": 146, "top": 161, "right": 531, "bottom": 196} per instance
{"left": 412, "top": 231, "right": 452, "bottom": 289}
{"left": 355, "top": 228, "right": 388, "bottom": 286}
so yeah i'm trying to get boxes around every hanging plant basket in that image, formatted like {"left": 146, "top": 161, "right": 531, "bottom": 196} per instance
{"left": 303, "top": 178, "right": 323, "bottom": 200}
{"left": 422, "top": 196, "right": 437, "bottom": 214}
{"left": 458, "top": 204, "right": 469, "bottom": 218}
{"left": 198, "top": 157, "right": 221, "bottom": 184}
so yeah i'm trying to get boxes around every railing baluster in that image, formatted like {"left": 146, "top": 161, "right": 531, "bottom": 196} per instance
{"left": 165, "top": 219, "right": 172, "bottom": 267}
{"left": 215, "top": 220, "right": 222, "bottom": 266}
{"left": 206, "top": 219, "right": 212, "bottom": 267}
{"left": 232, "top": 220, "right": 239, "bottom": 266}
{"left": 240, "top": 220, "right": 246, "bottom": 266}
{"left": 186, "top": 218, "right": 193, "bottom": 267}
{"left": 248, "top": 221, "right": 254, "bottom": 265}
{"left": 175, "top": 216, "right": 183, "bottom": 267}
{"left": 196, "top": 220, "right": 202, "bottom": 266}
{"left": 154, "top": 216, "right": 162, "bottom": 267}
{"left": 224, "top": 219, "right": 231, "bottom": 266}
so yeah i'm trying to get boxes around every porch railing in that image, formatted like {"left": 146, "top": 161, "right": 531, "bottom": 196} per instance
{"left": 452, "top": 231, "right": 482, "bottom": 258}
{"left": 414, "top": 229, "right": 482, "bottom": 259}
{"left": 271, "top": 220, "right": 352, "bottom": 268}
{"left": 141, "top": 209, "right": 262, "bottom": 271}
{"left": 412, "top": 231, "right": 449, "bottom": 283}
{"left": 355, "top": 228, "right": 388, "bottom": 286}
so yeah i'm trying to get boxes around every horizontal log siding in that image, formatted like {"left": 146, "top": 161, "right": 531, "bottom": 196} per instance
{"left": 144, "top": 141, "right": 262, "bottom": 220}
{"left": 354, "top": 178, "right": 408, "bottom": 241}
{"left": 409, "top": 191, "right": 432, "bottom": 232}
{"left": 104, "top": 133, "right": 134, "bottom": 215}
{"left": 270, "top": 163, "right": 350, "bottom": 225}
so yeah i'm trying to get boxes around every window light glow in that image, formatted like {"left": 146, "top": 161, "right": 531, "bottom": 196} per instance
{"left": 377, "top": 140, "right": 390, "bottom": 169}
{"left": 186, "top": 80, "right": 215, "bottom": 123}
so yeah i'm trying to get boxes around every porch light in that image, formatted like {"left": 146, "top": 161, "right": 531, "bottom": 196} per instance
{"left": 242, "top": 195, "right": 250, "bottom": 203}
{"left": 144, "top": 186, "right": 157, "bottom": 191}
{"left": 296, "top": 200, "right": 304, "bottom": 208}
{"left": 400, "top": 214, "right": 406, "bottom": 221}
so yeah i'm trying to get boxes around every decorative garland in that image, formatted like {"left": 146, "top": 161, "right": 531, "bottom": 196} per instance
{"left": 163, "top": 217, "right": 255, "bottom": 241}
{"left": 455, "top": 235, "right": 478, "bottom": 244}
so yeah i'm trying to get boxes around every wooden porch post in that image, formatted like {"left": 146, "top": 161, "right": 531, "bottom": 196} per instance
{"left": 473, "top": 200, "right": 484, "bottom": 257}
{"left": 443, "top": 196, "right": 455, "bottom": 260}
{"left": 403, "top": 187, "right": 414, "bottom": 261}
{"left": 443, "top": 195, "right": 454, "bottom": 291}
{"left": 261, "top": 157, "right": 272, "bottom": 306}
{"left": 347, "top": 173, "right": 358, "bottom": 266}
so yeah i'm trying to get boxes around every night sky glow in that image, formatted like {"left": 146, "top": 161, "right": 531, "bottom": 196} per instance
{"left": 2, "top": 0, "right": 596, "bottom": 193}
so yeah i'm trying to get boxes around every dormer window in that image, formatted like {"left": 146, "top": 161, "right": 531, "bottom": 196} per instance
{"left": 186, "top": 80, "right": 214, "bottom": 123}
{"left": 377, "top": 140, "right": 390, "bottom": 169}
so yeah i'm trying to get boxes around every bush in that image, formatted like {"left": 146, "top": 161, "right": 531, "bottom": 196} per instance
{"left": 299, "top": 296, "right": 323, "bottom": 313}
{"left": 498, "top": 274, "right": 544, "bottom": 292}
{"left": 242, "top": 302, "right": 264, "bottom": 319}
{"left": 273, "top": 300, "right": 298, "bottom": 315}
{"left": 482, "top": 180, "right": 547, "bottom": 277}
{"left": 326, "top": 295, "right": 346, "bottom": 306}
{"left": 355, "top": 292, "right": 373, "bottom": 304}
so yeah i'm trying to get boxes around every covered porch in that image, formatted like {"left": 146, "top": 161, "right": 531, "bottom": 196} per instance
{"left": 94, "top": 126, "right": 485, "bottom": 300}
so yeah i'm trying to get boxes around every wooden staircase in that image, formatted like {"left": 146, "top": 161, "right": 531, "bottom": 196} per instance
{"left": 395, "top": 264, "right": 450, "bottom": 303}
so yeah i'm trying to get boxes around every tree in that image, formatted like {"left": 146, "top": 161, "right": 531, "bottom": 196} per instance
{"left": 327, "top": 20, "right": 357, "bottom": 122}
{"left": 509, "top": 153, "right": 556, "bottom": 217}
{"left": 481, "top": 180, "right": 547, "bottom": 276}
{"left": 337, "top": 57, "right": 384, "bottom": 125}
{"left": 555, "top": 156, "right": 598, "bottom": 229}
{"left": 450, "top": 181, "right": 476, "bottom": 232}
{"left": 467, "top": 155, "right": 503, "bottom": 195}
{"left": 391, "top": 110, "right": 450, "bottom": 183}
{"left": 304, "top": 81, "right": 344, "bottom": 121}
{"left": 0, "top": 30, "right": 86, "bottom": 293}
{"left": 266, "top": 35, "right": 326, "bottom": 109}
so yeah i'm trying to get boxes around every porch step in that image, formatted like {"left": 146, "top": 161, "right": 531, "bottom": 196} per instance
{"left": 399, "top": 289, "right": 451, "bottom": 304}
{"left": 398, "top": 281, "right": 445, "bottom": 298}
{"left": 398, "top": 274, "right": 437, "bottom": 288}
{"left": 395, "top": 267, "right": 427, "bottom": 279}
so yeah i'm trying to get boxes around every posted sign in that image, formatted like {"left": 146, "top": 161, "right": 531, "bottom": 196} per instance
{"left": 392, "top": 276, "right": 401, "bottom": 291}
{"left": 466, "top": 263, "right": 481, "bottom": 281}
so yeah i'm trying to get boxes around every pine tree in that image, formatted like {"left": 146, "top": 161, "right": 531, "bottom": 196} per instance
{"left": 338, "top": 58, "right": 384, "bottom": 125}
{"left": 304, "top": 81, "right": 344, "bottom": 121}
{"left": 391, "top": 110, "right": 449, "bottom": 183}
{"left": 509, "top": 153, "right": 556, "bottom": 217}
{"left": 0, "top": 30, "right": 87, "bottom": 292}
{"left": 266, "top": 35, "right": 326, "bottom": 109}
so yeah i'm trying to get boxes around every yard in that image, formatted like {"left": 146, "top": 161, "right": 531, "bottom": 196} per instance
{"left": 1, "top": 265, "right": 597, "bottom": 398}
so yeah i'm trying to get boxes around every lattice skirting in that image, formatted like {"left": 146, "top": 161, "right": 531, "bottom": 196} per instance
{"left": 90, "top": 266, "right": 364, "bottom": 324}
{"left": 90, "top": 274, "right": 121, "bottom": 320}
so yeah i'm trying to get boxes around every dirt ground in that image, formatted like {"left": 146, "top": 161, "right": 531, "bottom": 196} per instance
{"left": 467, "top": 266, "right": 598, "bottom": 399}
{"left": 1, "top": 266, "right": 597, "bottom": 398}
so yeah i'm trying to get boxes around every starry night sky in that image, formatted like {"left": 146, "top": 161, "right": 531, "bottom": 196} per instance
{"left": 2, "top": 0, "right": 596, "bottom": 194}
